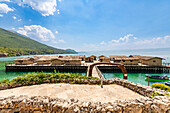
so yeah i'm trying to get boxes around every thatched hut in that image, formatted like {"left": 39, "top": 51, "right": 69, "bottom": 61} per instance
{"left": 98, "top": 55, "right": 110, "bottom": 62}
{"left": 85, "top": 55, "right": 97, "bottom": 62}
{"left": 35, "top": 57, "right": 52, "bottom": 65}
{"left": 109, "top": 55, "right": 128, "bottom": 61}
{"left": 109, "top": 55, "right": 139, "bottom": 65}
{"left": 140, "top": 56, "right": 163, "bottom": 66}
{"left": 14, "top": 57, "right": 35, "bottom": 65}
{"left": 51, "top": 58, "right": 65, "bottom": 65}
{"left": 129, "top": 55, "right": 163, "bottom": 66}
{"left": 65, "top": 55, "right": 86, "bottom": 61}
{"left": 64, "top": 59, "right": 81, "bottom": 65}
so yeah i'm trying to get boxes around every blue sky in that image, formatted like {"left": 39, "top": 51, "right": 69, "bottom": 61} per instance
{"left": 0, "top": 0, "right": 170, "bottom": 51}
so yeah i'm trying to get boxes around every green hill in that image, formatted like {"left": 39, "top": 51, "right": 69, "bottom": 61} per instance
{"left": 0, "top": 28, "right": 76, "bottom": 57}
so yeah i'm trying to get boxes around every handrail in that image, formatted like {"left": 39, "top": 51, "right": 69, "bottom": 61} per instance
{"left": 86, "top": 66, "right": 90, "bottom": 77}
{"left": 95, "top": 66, "right": 105, "bottom": 88}
{"left": 95, "top": 66, "right": 105, "bottom": 80}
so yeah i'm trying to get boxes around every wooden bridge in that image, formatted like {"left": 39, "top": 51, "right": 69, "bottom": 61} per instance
{"left": 87, "top": 62, "right": 128, "bottom": 80}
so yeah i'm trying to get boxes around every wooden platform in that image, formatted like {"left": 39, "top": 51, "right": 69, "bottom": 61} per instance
{"left": 5, "top": 65, "right": 88, "bottom": 73}
{"left": 5, "top": 64, "right": 170, "bottom": 73}
{"left": 98, "top": 65, "right": 170, "bottom": 73}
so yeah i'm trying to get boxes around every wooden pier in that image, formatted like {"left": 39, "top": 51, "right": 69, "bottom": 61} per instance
{"left": 98, "top": 65, "right": 170, "bottom": 73}
{"left": 5, "top": 65, "right": 88, "bottom": 73}
{"left": 5, "top": 64, "right": 170, "bottom": 74}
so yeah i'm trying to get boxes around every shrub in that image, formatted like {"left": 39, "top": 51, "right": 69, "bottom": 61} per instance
{"left": 151, "top": 92, "right": 170, "bottom": 97}
{"left": 0, "top": 72, "right": 99, "bottom": 85}
{"left": 151, "top": 83, "right": 170, "bottom": 92}
{"left": 0, "top": 78, "right": 10, "bottom": 84}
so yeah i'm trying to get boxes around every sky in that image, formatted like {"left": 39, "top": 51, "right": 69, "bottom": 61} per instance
{"left": 0, "top": 0, "right": 170, "bottom": 52}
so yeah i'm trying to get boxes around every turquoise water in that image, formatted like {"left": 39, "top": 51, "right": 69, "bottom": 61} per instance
{"left": 0, "top": 65, "right": 86, "bottom": 81}
{"left": 0, "top": 51, "right": 170, "bottom": 86}
{"left": 0, "top": 61, "right": 86, "bottom": 81}
{"left": 0, "top": 55, "right": 87, "bottom": 81}
{"left": 103, "top": 73, "right": 170, "bottom": 86}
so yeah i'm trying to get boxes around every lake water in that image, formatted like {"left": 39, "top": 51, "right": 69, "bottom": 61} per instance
{"left": 0, "top": 50, "right": 170, "bottom": 86}
{"left": 103, "top": 73, "right": 170, "bottom": 86}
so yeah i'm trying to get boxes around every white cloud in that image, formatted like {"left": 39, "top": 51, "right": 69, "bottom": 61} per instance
{"left": 58, "top": 0, "right": 61, "bottom": 2}
{"left": 12, "top": 16, "right": 16, "bottom": 19}
{"left": 0, "top": 0, "right": 10, "bottom": 2}
{"left": 55, "top": 31, "right": 58, "bottom": 34}
{"left": 11, "top": 27, "right": 15, "bottom": 30}
{"left": 17, "top": 25, "right": 55, "bottom": 42}
{"left": 0, "top": 14, "right": 3, "bottom": 17}
{"left": 110, "top": 34, "right": 134, "bottom": 44}
{"left": 58, "top": 39, "right": 65, "bottom": 43}
{"left": 18, "top": 19, "right": 22, "bottom": 21}
{"left": 14, "top": 0, "right": 57, "bottom": 16}
{"left": 79, "top": 34, "right": 170, "bottom": 51}
{"left": 57, "top": 9, "right": 60, "bottom": 14}
{"left": 134, "top": 37, "right": 137, "bottom": 40}
{"left": 52, "top": 39, "right": 66, "bottom": 44}
{"left": 135, "top": 35, "right": 170, "bottom": 48}
{"left": 100, "top": 41, "right": 106, "bottom": 45}
{"left": 0, "top": 3, "right": 14, "bottom": 13}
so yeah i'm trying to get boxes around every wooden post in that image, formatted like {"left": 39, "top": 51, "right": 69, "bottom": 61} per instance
{"left": 101, "top": 80, "right": 103, "bottom": 88}
{"left": 148, "top": 76, "right": 150, "bottom": 86}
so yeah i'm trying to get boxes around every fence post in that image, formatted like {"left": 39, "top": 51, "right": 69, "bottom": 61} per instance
{"left": 101, "top": 80, "right": 103, "bottom": 88}
{"left": 148, "top": 76, "right": 150, "bottom": 86}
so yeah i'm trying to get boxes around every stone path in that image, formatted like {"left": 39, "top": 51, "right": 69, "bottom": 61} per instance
{"left": 0, "top": 84, "right": 144, "bottom": 103}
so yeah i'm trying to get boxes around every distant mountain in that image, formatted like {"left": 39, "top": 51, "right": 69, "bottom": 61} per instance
{"left": 0, "top": 28, "right": 76, "bottom": 57}
{"left": 66, "top": 49, "right": 77, "bottom": 53}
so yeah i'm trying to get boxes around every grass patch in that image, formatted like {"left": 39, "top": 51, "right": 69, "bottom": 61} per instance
{"left": 0, "top": 72, "right": 99, "bottom": 85}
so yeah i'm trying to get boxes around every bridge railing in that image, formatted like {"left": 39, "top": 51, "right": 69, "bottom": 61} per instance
{"left": 95, "top": 66, "right": 105, "bottom": 88}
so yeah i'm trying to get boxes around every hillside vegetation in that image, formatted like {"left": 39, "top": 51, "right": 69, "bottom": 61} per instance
{"left": 0, "top": 28, "right": 76, "bottom": 56}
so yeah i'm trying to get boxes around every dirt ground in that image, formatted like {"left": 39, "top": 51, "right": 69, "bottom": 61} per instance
{"left": 0, "top": 83, "right": 144, "bottom": 103}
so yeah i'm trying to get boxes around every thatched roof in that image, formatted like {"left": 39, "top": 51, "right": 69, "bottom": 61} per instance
{"left": 140, "top": 56, "right": 164, "bottom": 60}
{"left": 109, "top": 56, "right": 128, "bottom": 58}
{"left": 14, "top": 57, "right": 34, "bottom": 61}
{"left": 35, "top": 57, "right": 52, "bottom": 61}
{"left": 115, "top": 57, "right": 139, "bottom": 61}
{"left": 99, "top": 55, "right": 109, "bottom": 59}
{"left": 129, "top": 55, "right": 141, "bottom": 58}
{"left": 129, "top": 55, "right": 163, "bottom": 60}
{"left": 52, "top": 57, "right": 81, "bottom": 61}
{"left": 65, "top": 55, "right": 85, "bottom": 59}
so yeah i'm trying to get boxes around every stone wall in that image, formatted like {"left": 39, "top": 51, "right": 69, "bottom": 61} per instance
{"left": 0, "top": 78, "right": 169, "bottom": 97}
{"left": 0, "top": 78, "right": 170, "bottom": 112}
{"left": 0, "top": 95, "right": 169, "bottom": 113}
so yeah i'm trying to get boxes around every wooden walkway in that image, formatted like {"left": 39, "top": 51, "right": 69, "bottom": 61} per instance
{"left": 86, "top": 65, "right": 104, "bottom": 79}
{"left": 92, "top": 66, "right": 100, "bottom": 78}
